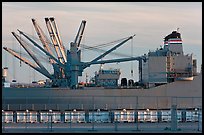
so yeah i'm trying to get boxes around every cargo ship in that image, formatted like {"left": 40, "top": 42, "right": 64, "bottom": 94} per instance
{"left": 2, "top": 30, "right": 202, "bottom": 110}
{"left": 2, "top": 17, "right": 202, "bottom": 126}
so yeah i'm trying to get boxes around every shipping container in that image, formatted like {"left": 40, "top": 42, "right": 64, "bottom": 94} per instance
{"left": 29, "top": 111, "right": 38, "bottom": 123}
{"left": 40, "top": 112, "right": 49, "bottom": 123}
{"left": 161, "top": 110, "right": 171, "bottom": 122}
{"left": 2, "top": 111, "right": 13, "bottom": 123}
{"left": 138, "top": 111, "right": 145, "bottom": 122}
{"left": 65, "top": 109, "right": 85, "bottom": 123}
{"left": 150, "top": 110, "right": 158, "bottom": 122}
{"left": 89, "top": 109, "right": 110, "bottom": 123}
{"left": 16, "top": 111, "right": 27, "bottom": 123}
{"left": 52, "top": 111, "right": 61, "bottom": 123}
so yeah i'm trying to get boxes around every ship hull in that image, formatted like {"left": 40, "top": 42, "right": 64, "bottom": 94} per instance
{"left": 2, "top": 73, "right": 202, "bottom": 111}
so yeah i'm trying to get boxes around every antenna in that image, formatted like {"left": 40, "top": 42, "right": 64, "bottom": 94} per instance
{"left": 177, "top": 28, "right": 179, "bottom": 32}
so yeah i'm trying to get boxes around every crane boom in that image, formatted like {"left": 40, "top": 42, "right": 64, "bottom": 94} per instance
{"left": 4, "top": 17, "right": 143, "bottom": 88}
{"left": 74, "top": 20, "right": 86, "bottom": 47}
{"left": 3, "top": 47, "right": 53, "bottom": 79}
{"left": 17, "top": 29, "right": 65, "bottom": 69}
{"left": 49, "top": 17, "right": 65, "bottom": 53}
{"left": 84, "top": 56, "right": 145, "bottom": 66}
{"left": 31, "top": 18, "right": 55, "bottom": 64}
{"left": 12, "top": 32, "right": 52, "bottom": 77}
{"left": 89, "top": 34, "right": 135, "bottom": 65}
{"left": 45, "top": 17, "right": 67, "bottom": 63}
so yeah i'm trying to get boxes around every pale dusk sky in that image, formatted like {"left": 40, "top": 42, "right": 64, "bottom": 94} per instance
{"left": 2, "top": 2, "right": 202, "bottom": 83}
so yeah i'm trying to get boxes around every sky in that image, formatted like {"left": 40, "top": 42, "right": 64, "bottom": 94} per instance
{"left": 2, "top": 2, "right": 202, "bottom": 83}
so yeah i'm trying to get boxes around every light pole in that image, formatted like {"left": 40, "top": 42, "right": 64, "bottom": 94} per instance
{"left": 115, "top": 110, "right": 119, "bottom": 131}
{"left": 146, "top": 108, "right": 150, "bottom": 122}
{"left": 135, "top": 109, "right": 139, "bottom": 131}
{"left": 171, "top": 105, "right": 177, "bottom": 131}
{"left": 123, "top": 108, "right": 127, "bottom": 122}
{"left": 135, "top": 96, "right": 139, "bottom": 131}
{"left": 97, "top": 109, "right": 100, "bottom": 123}
{"left": 91, "top": 96, "right": 95, "bottom": 131}
{"left": 69, "top": 110, "right": 72, "bottom": 129}
{"left": 26, "top": 110, "right": 29, "bottom": 130}
{"left": 195, "top": 108, "right": 199, "bottom": 131}
{"left": 92, "top": 109, "right": 95, "bottom": 131}
{"left": 49, "top": 110, "right": 53, "bottom": 131}
{"left": 2, "top": 110, "right": 5, "bottom": 131}
{"left": 71, "top": 109, "right": 76, "bottom": 129}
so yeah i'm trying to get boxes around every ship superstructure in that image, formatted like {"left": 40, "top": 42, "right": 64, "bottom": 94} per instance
{"left": 139, "top": 30, "right": 197, "bottom": 88}
{"left": 94, "top": 68, "right": 121, "bottom": 87}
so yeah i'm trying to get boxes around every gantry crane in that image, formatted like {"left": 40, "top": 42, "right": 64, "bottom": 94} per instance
{"left": 3, "top": 17, "right": 146, "bottom": 89}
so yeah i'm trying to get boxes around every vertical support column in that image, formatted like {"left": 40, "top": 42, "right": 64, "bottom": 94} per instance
{"left": 85, "top": 110, "right": 89, "bottom": 123}
{"left": 91, "top": 96, "right": 96, "bottom": 131}
{"left": 157, "top": 110, "right": 162, "bottom": 123}
{"left": 138, "top": 59, "right": 143, "bottom": 83}
{"left": 69, "top": 111, "right": 72, "bottom": 129}
{"left": 134, "top": 96, "right": 139, "bottom": 131}
{"left": 198, "top": 108, "right": 202, "bottom": 131}
{"left": 134, "top": 111, "right": 139, "bottom": 130}
{"left": 2, "top": 110, "right": 5, "bottom": 131}
{"left": 92, "top": 96, "right": 94, "bottom": 128}
{"left": 114, "top": 96, "right": 118, "bottom": 131}
{"left": 25, "top": 110, "right": 29, "bottom": 131}
{"left": 181, "top": 109, "right": 186, "bottom": 122}
{"left": 110, "top": 110, "right": 114, "bottom": 123}
{"left": 13, "top": 111, "right": 17, "bottom": 123}
{"left": 71, "top": 68, "right": 78, "bottom": 89}
{"left": 171, "top": 105, "right": 177, "bottom": 131}
{"left": 37, "top": 111, "right": 41, "bottom": 123}
{"left": 115, "top": 111, "right": 118, "bottom": 131}
{"left": 49, "top": 110, "right": 53, "bottom": 132}
{"left": 61, "top": 112, "right": 65, "bottom": 123}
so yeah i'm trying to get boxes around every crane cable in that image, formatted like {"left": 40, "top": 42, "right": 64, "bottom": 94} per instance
{"left": 81, "top": 35, "right": 135, "bottom": 58}
{"left": 81, "top": 44, "right": 131, "bottom": 57}
{"left": 131, "top": 38, "right": 133, "bottom": 77}
{"left": 22, "top": 31, "right": 130, "bottom": 59}
{"left": 31, "top": 27, "right": 37, "bottom": 82}
{"left": 82, "top": 36, "right": 129, "bottom": 50}
{"left": 15, "top": 30, "right": 52, "bottom": 64}
{"left": 22, "top": 31, "right": 58, "bottom": 59}
{"left": 12, "top": 34, "right": 16, "bottom": 80}
{"left": 19, "top": 32, "right": 22, "bottom": 67}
